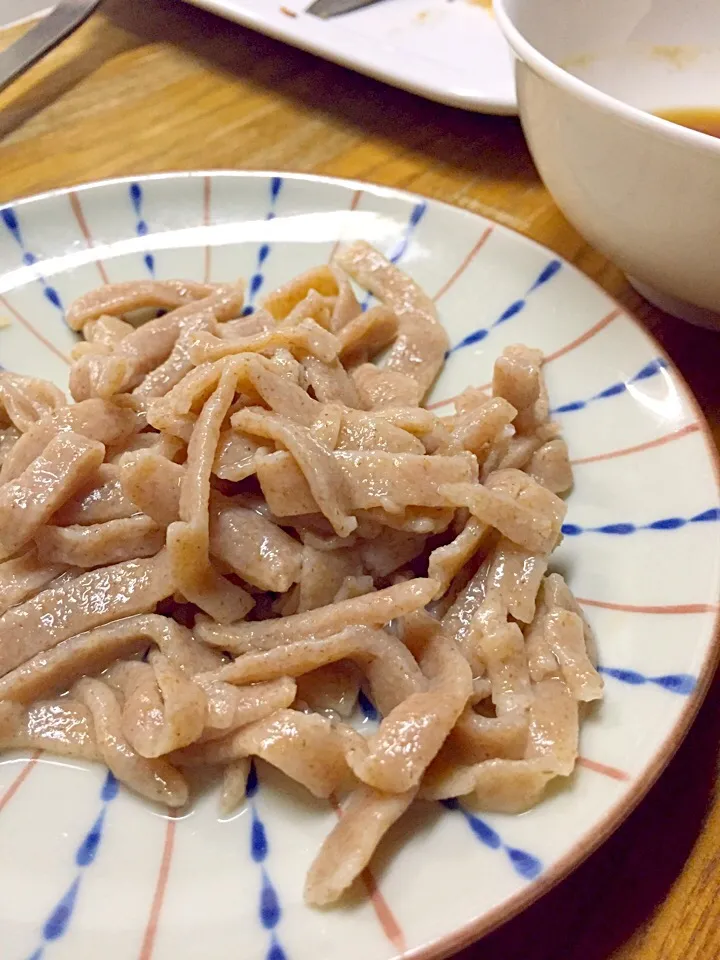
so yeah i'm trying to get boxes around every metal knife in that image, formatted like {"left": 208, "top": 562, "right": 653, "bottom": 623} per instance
{"left": 0, "top": 0, "right": 105, "bottom": 96}
{"left": 307, "top": 0, "right": 389, "bottom": 19}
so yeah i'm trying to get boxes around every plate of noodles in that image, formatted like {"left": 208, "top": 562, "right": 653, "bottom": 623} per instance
{"left": 0, "top": 171, "right": 717, "bottom": 960}
{"left": 182, "top": 0, "right": 516, "bottom": 114}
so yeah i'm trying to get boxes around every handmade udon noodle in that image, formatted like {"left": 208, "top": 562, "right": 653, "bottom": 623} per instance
{"left": 0, "top": 242, "right": 602, "bottom": 906}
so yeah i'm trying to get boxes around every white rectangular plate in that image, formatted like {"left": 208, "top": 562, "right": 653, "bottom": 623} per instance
{"left": 0, "top": 1, "right": 50, "bottom": 29}
{"left": 182, "top": 0, "right": 517, "bottom": 114}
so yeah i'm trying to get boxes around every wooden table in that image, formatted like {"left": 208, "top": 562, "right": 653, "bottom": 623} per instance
{"left": 1, "top": 3, "right": 718, "bottom": 958}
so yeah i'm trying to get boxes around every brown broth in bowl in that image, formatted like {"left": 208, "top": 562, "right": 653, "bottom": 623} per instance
{"left": 654, "top": 107, "right": 720, "bottom": 139}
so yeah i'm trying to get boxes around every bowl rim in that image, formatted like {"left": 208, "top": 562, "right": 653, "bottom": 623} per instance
{"left": 493, "top": 0, "right": 720, "bottom": 155}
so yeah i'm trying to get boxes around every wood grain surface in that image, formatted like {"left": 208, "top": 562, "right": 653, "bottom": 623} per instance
{"left": 0, "top": 3, "right": 719, "bottom": 958}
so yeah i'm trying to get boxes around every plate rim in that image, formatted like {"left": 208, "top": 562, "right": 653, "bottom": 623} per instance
{"left": 2, "top": 169, "right": 719, "bottom": 960}
{"left": 178, "top": 0, "right": 519, "bottom": 115}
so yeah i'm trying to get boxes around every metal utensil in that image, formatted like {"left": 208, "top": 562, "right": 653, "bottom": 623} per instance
{"left": 0, "top": 0, "right": 104, "bottom": 96}
{"left": 307, "top": 0, "right": 389, "bottom": 19}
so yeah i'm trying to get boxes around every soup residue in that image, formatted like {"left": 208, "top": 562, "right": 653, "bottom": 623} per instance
{"left": 654, "top": 107, "right": 720, "bottom": 139}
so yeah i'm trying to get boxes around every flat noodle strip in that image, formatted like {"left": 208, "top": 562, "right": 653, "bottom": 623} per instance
{"left": 526, "top": 676, "right": 579, "bottom": 775}
{"left": 528, "top": 438, "right": 573, "bottom": 494}
{"left": 492, "top": 344, "right": 548, "bottom": 436}
{"left": 0, "top": 614, "right": 215, "bottom": 705}
{"left": 441, "top": 555, "right": 493, "bottom": 670}
{"left": 335, "top": 242, "right": 448, "bottom": 397}
{"left": 231, "top": 409, "right": 356, "bottom": 537}
{"left": 0, "top": 373, "right": 66, "bottom": 432}
{"left": 420, "top": 747, "right": 555, "bottom": 812}
{"left": 261, "top": 265, "right": 341, "bottom": 321}
{"left": 176, "top": 708, "right": 349, "bottom": 799}
{"left": 545, "top": 572, "right": 599, "bottom": 665}
{"left": 543, "top": 610, "right": 603, "bottom": 701}
{"left": 69, "top": 352, "right": 130, "bottom": 402}
{"left": 132, "top": 308, "right": 217, "bottom": 399}
{"left": 119, "top": 452, "right": 183, "bottom": 526}
{"left": 77, "top": 286, "right": 247, "bottom": 400}
{"left": 220, "top": 758, "right": 251, "bottom": 815}
{"left": 0, "top": 427, "right": 20, "bottom": 467}
{"left": 303, "top": 356, "right": 362, "bottom": 407}
{"left": 52, "top": 464, "right": 138, "bottom": 525}
{"left": 189, "top": 320, "right": 339, "bottom": 367}
{"left": 0, "top": 399, "right": 138, "bottom": 484}
{"left": 198, "top": 677, "right": 298, "bottom": 740}
{"left": 247, "top": 360, "right": 319, "bottom": 425}
{"left": 428, "top": 517, "right": 487, "bottom": 599}
{"left": 195, "top": 578, "right": 437, "bottom": 653}
{"left": 485, "top": 537, "right": 548, "bottom": 624}
{"left": 474, "top": 758, "right": 555, "bottom": 813}
{"left": 451, "top": 397, "right": 517, "bottom": 458}
{"left": 338, "top": 414, "right": 425, "bottom": 454}
{"left": 254, "top": 448, "right": 476, "bottom": 517}
{"left": 108, "top": 432, "right": 184, "bottom": 465}
{"left": 441, "top": 469, "right": 565, "bottom": 555}
{"left": 211, "top": 503, "right": 303, "bottom": 593}
{"left": 296, "top": 545, "right": 363, "bottom": 612}
{"left": 279, "top": 289, "right": 334, "bottom": 329}
{"left": 213, "top": 430, "right": 261, "bottom": 481}
{"left": 120, "top": 649, "right": 207, "bottom": 758}
{"left": 167, "top": 368, "right": 253, "bottom": 623}
{"left": 0, "top": 549, "right": 66, "bottom": 616}
{"left": 346, "top": 616, "right": 472, "bottom": 792}
{"left": 83, "top": 314, "right": 134, "bottom": 347}
{"left": 120, "top": 454, "right": 303, "bottom": 592}
{"left": 305, "top": 785, "right": 417, "bottom": 906}
{"left": 0, "top": 552, "right": 173, "bottom": 677}
{"left": 469, "top": 592, "right": 533, "bottom": 715}
{"left": 352, "top": 363, "right": 423, "bottom": 409}
{"left": 35, "top": 515, "right": 165, "bottom": 567}
{"left": 74, "top": 677, "right": 188, "bottom": 806}
{"left": 525, "top": 574, "right": 600, "bottom": 682}
{"left": 204, "top": 625, "right": 426, "bottom": 717}
{"left": 66, "top": 279, "right": 219, "bottom": 331}
{"left": 337, "top": 305, "right": 398, "bottom": 368}
{"left": 0, "top": 432, "right": 105, "bottom": 560}
{"left": 0, "top": 698, "right": 98, "bottom": 760}
{"left": 360, "top": 529, "right": 427, "bottom": 578}
{"left": 219, "top": 311, "right": 274, "bottom": 341}
{"left": 447, "top": 707, "right": 528, "bottom": 762}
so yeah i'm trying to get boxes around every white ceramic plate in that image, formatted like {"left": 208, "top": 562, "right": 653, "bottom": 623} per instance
{"left": 181, "top": 0, "right": 517, "bottom": 114}
{"left": 0, "top": 172, "right": 718, "bottom": 960}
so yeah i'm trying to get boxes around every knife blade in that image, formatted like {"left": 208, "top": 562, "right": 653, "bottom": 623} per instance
{"left": 307, "top": 0, "right": 389, "bottom": 19}
{"left": 0, "top": 0, "right": 105, "bottom": 96}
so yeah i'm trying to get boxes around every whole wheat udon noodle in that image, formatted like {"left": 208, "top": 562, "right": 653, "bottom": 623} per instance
{"left": 0, "top": 243, "right": 602, "bottom": 906}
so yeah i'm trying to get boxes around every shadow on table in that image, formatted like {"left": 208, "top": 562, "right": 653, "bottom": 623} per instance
{"left": 101, "top": 0, "right": 536, "bottom": 187}
{"left": 455, "top": 666, "right": 720, "bottom": 960}
{"left": 632, "top": 301, "right": 720, "bottom": 447}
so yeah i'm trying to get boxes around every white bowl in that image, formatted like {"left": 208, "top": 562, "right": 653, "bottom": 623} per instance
{"left": 494, "top": 0, "right": 720, "bottom": 330}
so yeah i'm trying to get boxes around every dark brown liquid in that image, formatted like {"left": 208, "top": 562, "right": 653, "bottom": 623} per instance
{"left": 654, "top": 107, "right": 720, "bottom": 139}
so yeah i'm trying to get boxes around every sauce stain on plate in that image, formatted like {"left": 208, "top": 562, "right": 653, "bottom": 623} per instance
{"left": 650, "top": 44, "right": 700, "bottom": 69}
{"left": 467, "top": 0, "right": 494, "bottom": 12}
